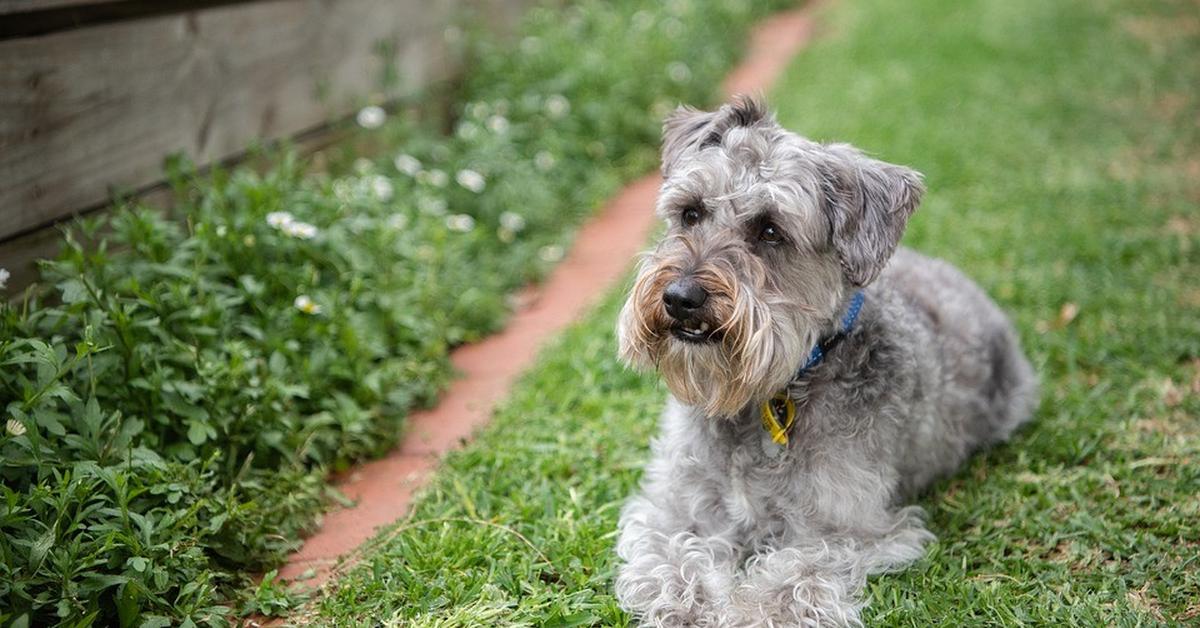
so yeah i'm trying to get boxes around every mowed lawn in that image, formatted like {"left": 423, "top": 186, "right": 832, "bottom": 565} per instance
{"left": 300, "top": 0, "right": 1199, "bottom": 624}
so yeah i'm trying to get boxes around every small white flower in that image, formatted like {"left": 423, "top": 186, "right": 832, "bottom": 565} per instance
{"left": 394, "top": 154, "right": 422, "bottom": 176}
{"left": 499, "top": 211, "right": 526, "bottom": 232}
{"left": 294, "top": 295, "right": 322, "bottom": 315}
{"left": 6, "top": 418, "right": 26, "bottom": 437}
{"left": 387, "top": 213, "right": 409, "bottom": 230}
{"left": 534, "top": 150, "right": 556, "bottom": 171}
{"left": 667, "top": 61, "right": 691, "bottom": 84}
{"left": 0, "top": 268, "right": 9, "bottom": 290}
{"left": 427, "top": 169, "right": 449, "bottom": 188}
{"left": 418, "top": 197, "right": 447, "bottom": 216}
{"left": 456, "top": 169, "right": 486, "bottom": 193}
{"left": 545, "top": 94, "right": 570, "bottom": 119}
{"left": 356, "top": 105, "right": 386, "bottom": 129}
{"left": 353, "top": 158, "right": 374, "bottom": 175}
{"left": 487, "top": 115, "right": 510, "bottom": 134}
{"left": 370, "top": 176, "right": 394, "bottom": 201}
{"left": 348, "top": 215, "right": 372, "bottom": 234}
{"left": 266, "top": 212, "right": 294, "bottom": 229}
{"left": 332, "top": 179, "right": 354, "bottom": 201}
{"left": 445, "top": 214, "right": 476, "bottom": 232}
{"left": 468, "top": 102, "right": 489, "bottom": 120}
{"left": 539, "top": 244, "right": 564, "bottom": 263}
{"left": 215, "top": 225, "right": 228, "bottom": 237}
{"left": 456, "top": 121, "right": 480, "bottom": 141}
{"left": 283, "top": 221, "right": 318, "bottom": 239}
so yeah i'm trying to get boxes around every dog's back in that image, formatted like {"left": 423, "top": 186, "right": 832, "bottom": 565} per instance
{"left": 878, "top": 247, "right": 1039, "bottom": 493}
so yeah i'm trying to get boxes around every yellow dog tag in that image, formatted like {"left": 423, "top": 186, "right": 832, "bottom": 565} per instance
{"left": 760, "top": 393, "right": 796, "bottom": 446}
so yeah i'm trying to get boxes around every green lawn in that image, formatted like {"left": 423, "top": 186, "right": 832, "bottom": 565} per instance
{"left": 302, "top": 0, "right": 1200, "bottom": 624}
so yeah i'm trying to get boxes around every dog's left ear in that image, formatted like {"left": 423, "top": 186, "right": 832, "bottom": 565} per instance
{"left": 819, "top": 144, "right": 925, "bottom": 286}
{"left": 661, "top": 106, "right": 719, "bottom": 176}
{"left": 661, "top": 96, "right": 769, "bottom": 176}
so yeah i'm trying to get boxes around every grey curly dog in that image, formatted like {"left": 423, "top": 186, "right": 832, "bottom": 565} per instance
{"left": 614, "top": 97, "right": 1038, "bottom": 626}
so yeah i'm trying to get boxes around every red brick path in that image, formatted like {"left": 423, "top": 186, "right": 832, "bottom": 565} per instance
{"left": 274, "top": 3, "right": 822, "bottom": 590}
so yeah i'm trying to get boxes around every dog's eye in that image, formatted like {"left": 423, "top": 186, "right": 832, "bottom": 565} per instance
{"left": 681, "top": 206, "right": 702, "bottom": 227}
{"left": 758, "top": 222, "right": 783, "bottom": 244}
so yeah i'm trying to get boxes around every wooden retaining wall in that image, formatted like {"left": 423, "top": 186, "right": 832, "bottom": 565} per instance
{"left": 0, "top": 0, "right": 529, "bottom": 289}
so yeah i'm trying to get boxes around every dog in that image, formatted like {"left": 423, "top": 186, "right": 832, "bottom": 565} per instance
{"left": 613, "top": 96, "right": 1037, "bottom": 626}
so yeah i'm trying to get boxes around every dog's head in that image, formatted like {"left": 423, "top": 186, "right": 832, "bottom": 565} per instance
{"left": 617, "top": 96, "right": 924, "bottom": 417}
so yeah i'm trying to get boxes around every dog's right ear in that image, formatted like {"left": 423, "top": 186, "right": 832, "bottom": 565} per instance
{"left": 661, "top": 106, "right": 718, "bottom": 176}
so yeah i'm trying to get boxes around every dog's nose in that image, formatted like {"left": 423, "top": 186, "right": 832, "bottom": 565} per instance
{"left": 663, "top": 278, "right": 708, "bottom": 320}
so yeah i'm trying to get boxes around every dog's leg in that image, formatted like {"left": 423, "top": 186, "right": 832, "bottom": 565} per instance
{"left": 726, "top": 506, "right": 934, "bottom": 627}
{"left": 615, "top": 494, "right": 740, "bottom": 627}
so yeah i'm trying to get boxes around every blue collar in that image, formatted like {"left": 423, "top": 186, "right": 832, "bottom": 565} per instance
{"left": 793, "top": 291, "right": 865, "bottom": 379}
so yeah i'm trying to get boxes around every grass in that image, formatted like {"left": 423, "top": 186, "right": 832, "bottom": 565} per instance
{"left": 303, "top": 0, "right": 1200, "bottom": 624}
{"left": 0, "top": 0, "right": 788, "bottom": 624}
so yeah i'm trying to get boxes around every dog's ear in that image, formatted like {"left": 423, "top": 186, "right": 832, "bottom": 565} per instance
{"left": 661, "top": 106, "right": 719, "bottom": 176}
{"left": 661, "top": 96, "right": 769, "bottom": 176}
{"left": 818, "top": 144, "right": 924, "bottom": 286}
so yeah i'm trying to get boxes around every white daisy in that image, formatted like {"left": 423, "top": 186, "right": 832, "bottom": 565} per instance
{"left": 427, "top": 169, "right": 449, "bottom": 188}
{"left": 487, "top": 115, "right": 510, "bottom": 134}
{"left": 387, "top": 213, "right": 409, "bottom": 230}
{"left": 356, "top": 105, "right": 386, "bottom": 129}
{"left": 370, "top": 176, "right": 394, "bottom": 202}
{"left": 0, "top": 268, "right": 9, "bottom": 290}
{"left": 283, "top": 221, "right": 318, "bottom": 239}
{"left": 445, "top": 214, "right": 476, "bottom": 232}
{"left": 456, "top": 169, "right": 486, "bottom": 193}
{"left": 545, "top": 94, "right": 570, "bottom": 119}
{"left": 539, "top": 244, "right": 564, "bottom": 263}
{"left": 6, "top": 418, "right": 26, "bottom": 436}
{"left": 418, "top": 197, "right": 447, "bottom": 216}
{"left": 293, "top": 295, "right": 322, "bottom": 315}
{"left": 499, "top": 211, "right": 526, "bottom": 232}
{"left": 456, "top": 121, "right": 480, "bottom": 141}
{"left": 266, "top": 212, "right": 294, "bottom": 229}
{"left": 394, "top": 154, "right": 422, "bottom": 176}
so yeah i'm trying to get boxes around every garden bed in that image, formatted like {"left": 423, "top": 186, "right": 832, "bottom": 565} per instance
{"left": 0, "top": 0, "right": 791, "bottom": 625}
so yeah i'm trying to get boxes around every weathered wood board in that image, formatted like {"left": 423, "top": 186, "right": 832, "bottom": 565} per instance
{"left": 0, "top": 0, "right": 461, "bottom": 245}
{"left": 0, "top": 0, "right": 116, "bottom": 15}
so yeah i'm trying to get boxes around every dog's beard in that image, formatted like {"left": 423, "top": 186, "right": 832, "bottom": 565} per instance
{"left": 617, "top": 260, "right": 812, "bottom": 418}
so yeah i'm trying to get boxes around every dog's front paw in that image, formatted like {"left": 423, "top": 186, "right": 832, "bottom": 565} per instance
{"left": 615, "top": 499, "right": 737, "bottom": 627}
{"left": 726, "top": 545, "right": 864, "bottom": 628}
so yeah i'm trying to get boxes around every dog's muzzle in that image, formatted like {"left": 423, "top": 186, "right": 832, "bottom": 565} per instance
{"left": 663, "top": 277, "right": 719, "bottom": 344}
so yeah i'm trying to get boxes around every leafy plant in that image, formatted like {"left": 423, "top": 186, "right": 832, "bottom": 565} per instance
{"left": 0, "top": 0, "right": 792, "bottom": 624}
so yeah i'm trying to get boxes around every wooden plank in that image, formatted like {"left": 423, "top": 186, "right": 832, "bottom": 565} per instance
{"left": 0, "top": 0, "right": 116, "bottom": 15}
{"left": 0, "top": 0, "right": 464, "bottom": 242}
{"left": 0, "top": 1, "right": 260, "bottom": 40}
